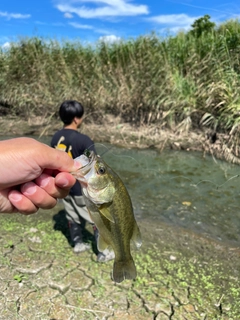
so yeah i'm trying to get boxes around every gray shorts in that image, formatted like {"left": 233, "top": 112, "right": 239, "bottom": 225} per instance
{"left": 63, "top": 195, "right": 93, "bottom": 225}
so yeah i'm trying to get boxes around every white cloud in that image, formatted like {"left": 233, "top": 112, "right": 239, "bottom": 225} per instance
{"left": 35, "top": 21, "right": 65, "bottom": 27}
{"left": 2, "top": 42, "right": 11, "bottom": 49}
{"left": 69, "top": 22, "right": 94, "bottom": 29}
{"left": 148, "top": 14, "right": 199, "bottom": 27}
{"left": 69, "top": 22, "right": 112, "bottom": 35}
{"left": 147, "top": 14, "right": 202, "bottom": 33}
{"left": 64, "top": 12, "right": 73, "bottom": 18}
{"left": 99, "top": 34, "right": 121, "bottom": 43}
{"left": 0, "top": 11, "right": 31, "bottom": 20}
{"left": 55, "top": 0, "right": 149, "bottom": 18}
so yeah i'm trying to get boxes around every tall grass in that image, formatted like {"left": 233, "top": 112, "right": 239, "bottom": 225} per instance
{"left": 0, "top": 18, "right": 240, "bottom": 135}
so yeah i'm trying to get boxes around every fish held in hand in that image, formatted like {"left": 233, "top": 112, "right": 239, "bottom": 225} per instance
{"left": 72, "top": 150, "right": 142, "bottom": 283}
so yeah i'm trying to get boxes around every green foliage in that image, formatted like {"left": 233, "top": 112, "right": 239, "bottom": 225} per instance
{"left": 189, "top": 15, "right": 216, "bottom": 38}
{"left": 0, "top": 17, "right": 240, "bottom": 136}
{"left": 13, "top": 274, "right": 27, "bottom": 283}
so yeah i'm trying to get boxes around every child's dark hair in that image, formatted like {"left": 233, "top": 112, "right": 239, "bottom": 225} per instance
{"left": 59, "top": 100, "right": 84, "bottom": 125}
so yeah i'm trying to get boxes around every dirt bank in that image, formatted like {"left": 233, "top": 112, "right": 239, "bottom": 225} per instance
{"left": 1, "top": 116, "right": 240, "bottom": 165}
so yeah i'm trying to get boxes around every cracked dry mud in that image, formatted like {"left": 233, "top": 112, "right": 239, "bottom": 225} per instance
{"left": 0, "top": 204, "right": 240, "bottom": 320}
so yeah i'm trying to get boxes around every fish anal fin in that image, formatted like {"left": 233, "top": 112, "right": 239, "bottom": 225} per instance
{"left": 131, "top": 222, "right": 142, "bottom": 249}
{"left": 112, "top": 259, "right": 137, "bottom": 283}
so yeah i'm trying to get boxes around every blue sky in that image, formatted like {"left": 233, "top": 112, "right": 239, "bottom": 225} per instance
{"left": 1, "top": 0, "right": 239, "bottom": 47}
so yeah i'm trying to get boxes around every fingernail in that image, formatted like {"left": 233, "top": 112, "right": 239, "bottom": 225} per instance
{"left": 38, "top": 173, "right": 51, "bottom": 188}
{"left": 21, "top": 182, "right": 37, "bottom": 195}
{"left": 57, "top": 176, "right": 69, "bottom": 187}
{"left": 9, "top": 193, "right": 22, "bottom": 202}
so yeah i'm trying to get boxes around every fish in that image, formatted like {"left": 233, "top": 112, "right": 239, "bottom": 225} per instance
{"left": 72, "top": 150, "right": 142, "bottom": 283}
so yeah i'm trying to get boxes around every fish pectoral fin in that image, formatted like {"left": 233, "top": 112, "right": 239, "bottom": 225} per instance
{"left": 131, "top": 223, "right": 142, "bottom": 249}
{"left": 99, "top": 205, "right": 115, "bottom": 223}
{"left": 97, "top": 234, "right": 109, "bottom": 252}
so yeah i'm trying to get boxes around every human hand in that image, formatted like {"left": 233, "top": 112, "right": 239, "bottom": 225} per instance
{"left": 0, "top": 137, "right": 81, "bottom": 214}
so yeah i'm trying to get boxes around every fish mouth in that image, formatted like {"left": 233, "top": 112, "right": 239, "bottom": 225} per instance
{"left": 71, "top": 150, "right": 97, "bottom": 180}
{"left": 79, "top": 150, "right": 96, "bottom": 174}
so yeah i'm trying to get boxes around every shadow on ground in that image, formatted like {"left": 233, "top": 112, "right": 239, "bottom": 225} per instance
{"left": 52, "top": 209, "right": 97, "bottom": 253}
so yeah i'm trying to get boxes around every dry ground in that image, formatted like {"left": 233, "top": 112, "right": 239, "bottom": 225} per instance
{"left": 1, "top": 205, "right": 240, "bottom": 319}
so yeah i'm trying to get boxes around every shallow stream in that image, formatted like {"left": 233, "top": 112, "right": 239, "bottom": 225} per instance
{"left": 94, "top": 142, "right": 240, "bottom": 247}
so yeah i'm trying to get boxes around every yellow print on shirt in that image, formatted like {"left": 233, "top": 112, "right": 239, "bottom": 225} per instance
{"left": 55, "top": 136, "right": 73, "bottom": 158}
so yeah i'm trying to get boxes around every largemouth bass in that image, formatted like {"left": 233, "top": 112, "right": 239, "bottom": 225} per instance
{"left": 72, "top": 150, "right": 142, "bottom": 283}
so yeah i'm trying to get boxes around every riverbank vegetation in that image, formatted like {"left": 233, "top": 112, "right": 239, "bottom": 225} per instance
{"left": 0, "top": 16, "right": 240, "bottom": 140}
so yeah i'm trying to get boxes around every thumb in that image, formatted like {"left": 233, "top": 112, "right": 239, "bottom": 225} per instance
{"left": 41, "top": 147, "right": 82, "bottom": 172}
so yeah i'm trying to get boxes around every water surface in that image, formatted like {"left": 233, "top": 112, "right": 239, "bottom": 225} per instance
{"left": 95, "top": 142, "right": 240, "bottom": 247}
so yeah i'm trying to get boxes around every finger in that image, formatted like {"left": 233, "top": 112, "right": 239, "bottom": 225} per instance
{"left": 55, "top": 172, "right": 76, "bottom": 189}
{"left": 8, "top": 190, "right": 38, "bottom": 215}
{"left": 0, "top": 189, "right": 18, "bottom": 213}
{"left": 35, "top": 172, "right": 75, "bottom": 199}
{"left": 21, "top": 182, "right": 57, "bottom": 209}
{"left": 39, "top": 147, "right": 83, "bottom": 172}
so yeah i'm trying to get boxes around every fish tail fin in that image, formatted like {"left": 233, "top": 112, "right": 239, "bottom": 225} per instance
{"left": 112, "top": 258, "right": 137, "bottom": 283}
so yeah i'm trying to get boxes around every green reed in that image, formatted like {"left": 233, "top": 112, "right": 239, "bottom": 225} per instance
{"left": 0, "top": 18, "right": 240, "bottom": 135}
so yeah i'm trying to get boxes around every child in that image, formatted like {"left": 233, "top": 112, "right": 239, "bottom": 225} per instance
{"left": 51, "top": 100, "right": 114, "bottom": 262}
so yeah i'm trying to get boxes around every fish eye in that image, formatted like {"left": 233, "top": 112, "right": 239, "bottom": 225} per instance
{"left": 97, "top": 166, "right": 106, "bottom": 175}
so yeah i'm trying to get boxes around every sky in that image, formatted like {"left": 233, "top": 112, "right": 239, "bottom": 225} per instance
{"left": 1, "top": 0, "right": 239, "bottom": 48}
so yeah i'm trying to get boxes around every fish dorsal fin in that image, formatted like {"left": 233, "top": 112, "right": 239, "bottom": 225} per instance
{"left": 131, "top": 223, "right": 142, "bottom": 249}
{"left": 97, "top": 234, "right": 109, "bottom": 252}
{"left": 99, "top": 203, "right": 115, "bottom": 223}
